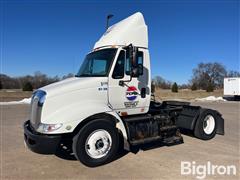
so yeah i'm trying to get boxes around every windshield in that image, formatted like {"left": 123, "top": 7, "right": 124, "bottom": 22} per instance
{"left": 76, "top": 48, "right": 117, "bottom": 77}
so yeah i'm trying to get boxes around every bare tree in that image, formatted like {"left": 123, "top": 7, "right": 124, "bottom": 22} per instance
{"left": 0, "top": 72, "right": 62, "bottom": 89}
{"left": 179, "top": 84, "right": 190, "bottom": 89}
{"left": 152, "top": 76, "right": 172, "bottom": 89}
{"left": 190, "top": 62, "right": 227, "bottom": 90}
{"left": 33, "top": 71, "right": 48, "bottom": 88}
{"left": 0, "top": 80, "right": 2, "bottom": 89}
{"left": 227, "top": 70, "right": 240, "bottom": 77}
{"left": 0, "top": 74, "right": 20, "bottom": 89}
{"left": 62, "top": 73, "right": 75, "bottom": 80}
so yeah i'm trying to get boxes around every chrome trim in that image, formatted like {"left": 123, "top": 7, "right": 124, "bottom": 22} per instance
{"left": 30, "top": 90, "right": 46, "bottom": 129}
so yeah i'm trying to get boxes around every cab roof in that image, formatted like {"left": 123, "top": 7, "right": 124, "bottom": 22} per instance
{"left": 94, "top": 12, "right": 148, "bottom": 49}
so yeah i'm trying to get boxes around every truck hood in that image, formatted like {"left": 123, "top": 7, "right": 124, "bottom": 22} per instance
{"left": 40, "top": 77, "right": 107, "bottom": 98}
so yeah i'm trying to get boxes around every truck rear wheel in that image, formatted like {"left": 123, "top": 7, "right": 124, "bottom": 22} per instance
{"left": 72, "top": 119, "right": 119, "bottom": 167}
{"left": 194, "top": 109, "right": 217, "bottom": 140}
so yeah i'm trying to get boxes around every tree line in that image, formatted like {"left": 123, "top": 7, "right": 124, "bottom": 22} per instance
{"left": 152, "top": 62, "right": 239, "bottom": 92}
{"left": 0, "top": 71, "right": 74, "bottom": 91}
{"left": 0, "top": 62, "right": 239, "bottom": 92}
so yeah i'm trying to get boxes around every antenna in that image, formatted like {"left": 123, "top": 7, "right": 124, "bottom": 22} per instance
{"left": 106, "top": 14, "right": 114, "bottom": 30}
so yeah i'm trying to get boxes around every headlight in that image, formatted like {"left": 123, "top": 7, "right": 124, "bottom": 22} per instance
{"left": 37, "top": 123, "right": 63, "bottom": 133}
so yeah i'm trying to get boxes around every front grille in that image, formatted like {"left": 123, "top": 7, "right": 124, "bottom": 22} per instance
{"left": 30, "top": 91, "right": 45, "bottom": 129}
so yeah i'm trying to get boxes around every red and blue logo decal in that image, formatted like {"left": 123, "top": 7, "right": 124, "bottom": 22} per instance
{"left": 126, "top": 86, "right": 138, "bottom": 101}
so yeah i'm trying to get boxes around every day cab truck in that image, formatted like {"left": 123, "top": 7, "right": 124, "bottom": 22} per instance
{"left": 23, "top": 12, "right": 224, "bottom": 167}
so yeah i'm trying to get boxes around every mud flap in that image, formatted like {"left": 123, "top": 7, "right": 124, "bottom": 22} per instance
{"left": 215, "top": 111, "right": 224, "bottom": 135}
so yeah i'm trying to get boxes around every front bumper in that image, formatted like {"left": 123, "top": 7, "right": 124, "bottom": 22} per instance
{"left": 23, "top": 120, "right": 62, "bottom": 154}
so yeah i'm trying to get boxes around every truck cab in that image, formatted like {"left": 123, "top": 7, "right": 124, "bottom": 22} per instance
{"left": 24, "top": 12, "right": 224, "bottom": 167}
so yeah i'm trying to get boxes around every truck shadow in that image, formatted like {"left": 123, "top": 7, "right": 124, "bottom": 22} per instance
{"left": 54, "top": 139, "right": 130, "bottom": 162}
{"left": 132, "top": 139, "right": 184, "bottom": 152}
{"left": 54, "top": 142, "right": 130, "bottom": 162}
{"left": 54, "top": 138, "right": 184, "bottom": 163}
{"left": 55, "top": 142, "right": 77, "bottom": 161}
{"left": 179, "top": 128, "right": 195, "bottom": 138}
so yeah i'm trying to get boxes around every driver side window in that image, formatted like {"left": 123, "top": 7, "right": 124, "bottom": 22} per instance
{"left": 112, "top": 50, "right": 125, "bottom": 79}
{"left": 126, "top": 50, "right": 144, "bottom": 76}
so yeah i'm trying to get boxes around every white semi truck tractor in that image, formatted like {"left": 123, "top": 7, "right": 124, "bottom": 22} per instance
{"left": 23, "top": 12, "right": 224, "bottom": 167}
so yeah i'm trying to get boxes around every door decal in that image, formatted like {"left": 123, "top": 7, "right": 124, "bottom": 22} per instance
{"left": 126, "top": 86, "right": 138, "bottom": 101}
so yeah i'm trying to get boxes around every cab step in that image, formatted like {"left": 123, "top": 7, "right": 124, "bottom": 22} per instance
{"left": 129, "top": 136, "right": 161, "bottom": 146}
{"left": 129, "top": 134, "right": 183, "bottom": 146}
{"left": 162, "top": 135, "right": 183, "bottom": 146}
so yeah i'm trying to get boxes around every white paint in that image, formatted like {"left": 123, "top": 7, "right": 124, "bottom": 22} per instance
{"left": 203, "top": 115, "right": 215, "bottom": 135}
{"left": 181, "top": 161, "right": 237, "bottom": 179}
{"left": 108, "top": 48, "right": 151, "bottom": 115}
{"left": 25, "top": 12, "right": 152, "bottom": 151}
{"left": 85, "top": 129, "right": 112, "bottom": 159}
{"left": 36, "top": 76, "right": 129, "bottom": 144}
{"left": 224, "top": 77, "right": 240, "bottom": 96}
{"left": 94, "top": 12, "right": 148, "bottom": 49}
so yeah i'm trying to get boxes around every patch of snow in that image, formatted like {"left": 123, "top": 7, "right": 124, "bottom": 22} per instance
{"left": 0, "top": 98, "right": 31, "bottom": 105}
{"left": 6, "top": 90, "right": 17, "bottom": 92}
{"left": 195, "top": 96, "right": 226, "bottom": 102}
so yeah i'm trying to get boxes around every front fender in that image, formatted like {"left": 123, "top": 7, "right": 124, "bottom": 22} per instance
{"left": 40, "top": 102, "right": 112, "bottom": 134}
{"left": 40, "top": 101, "right": 129, "bottom": 141}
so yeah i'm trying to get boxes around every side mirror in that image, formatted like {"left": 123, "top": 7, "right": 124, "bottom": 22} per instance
{"left": 132, "top": 64, "right": 143, "bottom": 77}
{"left": 137, "top": 64, "right": 143, "bottom": 76}
{"left": 123, "top": 44, "right": 143, "bottom": 79}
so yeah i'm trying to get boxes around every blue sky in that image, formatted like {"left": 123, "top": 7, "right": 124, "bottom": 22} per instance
{"left": 1, "top": 0, "right": 239, "bottom": 84}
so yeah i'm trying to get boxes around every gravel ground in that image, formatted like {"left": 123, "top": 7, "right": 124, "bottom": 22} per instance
{"left": 0, "top": 101, "right": 239, "bottom": 180}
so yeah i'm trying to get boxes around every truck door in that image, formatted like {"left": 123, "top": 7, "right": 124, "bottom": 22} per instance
{"left": 108, "top": 48, "right": 150, "bottom": 115}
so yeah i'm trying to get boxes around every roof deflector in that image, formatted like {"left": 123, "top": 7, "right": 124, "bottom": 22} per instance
{"left": 94, "top": 12, "right": 148, "bottom": 49}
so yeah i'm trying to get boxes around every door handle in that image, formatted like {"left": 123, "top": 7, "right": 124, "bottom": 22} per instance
{"left": 119, "top": 80, "right": 124, "bottom": 86}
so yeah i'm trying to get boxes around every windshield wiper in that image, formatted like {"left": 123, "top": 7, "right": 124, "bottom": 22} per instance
{"left": 76, "top": 73, "right": 92, "bottom": 77}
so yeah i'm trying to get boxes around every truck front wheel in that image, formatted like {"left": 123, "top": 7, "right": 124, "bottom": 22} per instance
{"left": 72, "top": 119, "right": 119, "bottom": 167}
{"left": 194, "top": 109, "right": 217, "bottom": 140}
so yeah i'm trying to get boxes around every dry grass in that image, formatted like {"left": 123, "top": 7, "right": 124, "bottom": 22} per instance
{"left": 0, "top": 89, "right": 32, "bottom": 102}
{"left": 154, "top": 88, "right": 223, "bottom": 101}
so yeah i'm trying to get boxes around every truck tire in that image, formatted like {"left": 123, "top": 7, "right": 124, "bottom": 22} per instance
{"left": 72, "top": 119, "right": 119, "bottom": 167}
{"left": 194, "top": 109, "right": 217, "bottom": 140}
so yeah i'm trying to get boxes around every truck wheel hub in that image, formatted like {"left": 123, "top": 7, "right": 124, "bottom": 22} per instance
{"left": 203, "top": 115, "right": 215, "bottom": 135}
{"left": 85, "top": 129, "right": 112, "bottom": 159}
{"left": 95, "top": 139, "right": 104, "bottom": 149}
